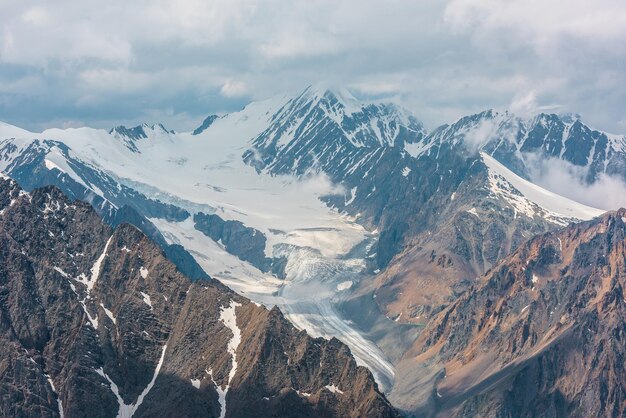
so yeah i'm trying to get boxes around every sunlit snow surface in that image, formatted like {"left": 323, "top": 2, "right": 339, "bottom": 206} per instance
{"left": 481, "top": 152, "right": 604, "bottom": 223}
{"left": 0, "top": 97, "right": 395, "bottom": 389}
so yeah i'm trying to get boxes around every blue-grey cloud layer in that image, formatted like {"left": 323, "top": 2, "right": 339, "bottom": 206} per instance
{"left": 1, "top": 0, "right": 625, "bottom": 133}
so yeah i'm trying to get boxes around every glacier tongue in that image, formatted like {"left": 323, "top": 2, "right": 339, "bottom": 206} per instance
{"left": 150, "top": 216, "right": 396, "bottom": 391}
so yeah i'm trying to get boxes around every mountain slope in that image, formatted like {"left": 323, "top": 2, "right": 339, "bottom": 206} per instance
{"left": 405, "top": 209, "right": 626, "bottom": 416}
{"left": 335, "top": 139, "right": 603, "bottom": 330}
{"left": 0, "top": 175, "right": 398, "bottom": 417}
{"left": 0, "top": 134, "right": 211, "bottom": 282}
{"left": 481, "top": 152, "right": 603, "bottom": 223}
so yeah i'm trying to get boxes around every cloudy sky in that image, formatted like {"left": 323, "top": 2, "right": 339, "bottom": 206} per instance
{"left": 1, "top": 0, "right": 625, "bottom": 133}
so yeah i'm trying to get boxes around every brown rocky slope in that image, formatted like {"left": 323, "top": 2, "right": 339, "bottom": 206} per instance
{"left": 404, "top": 209, "right": 626, "bottom": 417}
{"left": 0, "top": 175, "right": 398, "bottom": 417}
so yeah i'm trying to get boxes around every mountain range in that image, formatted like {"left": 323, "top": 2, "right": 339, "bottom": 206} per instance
{"left": 0, "top": 85, "right": 624, "bottom": 416}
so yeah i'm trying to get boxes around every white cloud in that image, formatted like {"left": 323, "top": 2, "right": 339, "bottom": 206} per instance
{"left": 444, "top": 0, "right": 626, "bottom": 53}
{"left": 0, "top": 0, "right": 623, "bottom": 134}
{"left": 525, "top": 153, "right": 626, "bottom": 211}
{"left": 1, "top": 28, "right": 15, "bottom": 52}
{"left": 462, "top": 117, "right": 501, "bottom": 153}
{"left": 220, "top": 80, "right": 247, "bottom": 98}
{"left": 509, "top": 91, "right": 538, "bottom": 119}
{"left": 78, "top": 69, "right": 157, "bottom": 94}
{"left": 349, "top": 81, "right": 404, "bottom": 96}
{"left": 298, "top": 172, "right": 346, "bottom": 197}
{"left": 21, "top": 7, "right": 50, "bottom": 26}
{"left": 461, "top": 115, "right": 520, "bottom": 155}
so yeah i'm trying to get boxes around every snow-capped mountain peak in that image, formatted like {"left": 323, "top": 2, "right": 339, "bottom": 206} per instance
{"left": 241, "top": 86, "right": 426, "bottom": 175}
{"left": 110, "top": 125, "right": 148, "bottom": 140}
{"left": 298, "top": 84, "right": 364, "bottom": 116}
{"left": 407, "top": 108, "right": 626, "bottom": 186}
{"left": 556, "top": 112, "right": 582, "bottom": 124}
{"left": 107, "top": 123, "right": 175, "bottom": 153}
{"left": 481, "top": 152, "right": 604, "bottom": 224}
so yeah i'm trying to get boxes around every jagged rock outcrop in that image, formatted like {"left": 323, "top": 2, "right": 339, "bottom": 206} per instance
{"left": 404, "top": 209, "right": 626, "bottom": 417}
{"left": 243, "top": 86, "right": 425, "bottom": 175}
{"left": 0, "top": 175, "right": 397, "bottom": 418}
{"left": 193, "top": 115, "right": 220, "bottom": 136}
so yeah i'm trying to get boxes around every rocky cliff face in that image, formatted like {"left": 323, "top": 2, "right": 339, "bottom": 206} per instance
{"left": 405, "top": 209, "right": 626, "bottom": 416}
{"left": 0, "top": 175, "right": 397, "bottom": 418}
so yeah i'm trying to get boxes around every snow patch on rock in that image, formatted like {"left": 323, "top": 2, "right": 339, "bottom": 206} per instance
{"left": 207, "top": 369, "right": 227, "bottom": 418}
{"left": 69, "top": 235, "right": 114, "bottom": 329}
{"left": 139, "top": 267, "right": 148, "bottom": 279}
{"left": 220, "top": 300, "right": 242, "bottom": 385}
{"left": 325, "top": 384, "right": 344, "bottom": 394}
{"left": 96, "top": 344, "right": 167, "bottom": 418}
{"left": 100, "top": 303, "right": 117, "bottom": 325}
{"left": 53, "top": 266, "right": 69, "bottom": 278}
{"left": 336, "top": 281, "right": 353, "bottom": 291}
{"left": 140, "top": 292, "right": 153, "bottom": 310}
{"left": 208, "top": 300, "right": 242, "bottom": 418}
{"left": 45, "top": 374, "right": 64, "bottom": 418}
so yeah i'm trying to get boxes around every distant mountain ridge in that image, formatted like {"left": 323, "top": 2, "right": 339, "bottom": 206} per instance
{"left": 0, "top": 87, "right": 615, "bottom": 330}
{"left": 409, "top": 109, "right": 626, "bottom": 185}
{"left": 0, "top": 90, "right": 616, "bottom": 323}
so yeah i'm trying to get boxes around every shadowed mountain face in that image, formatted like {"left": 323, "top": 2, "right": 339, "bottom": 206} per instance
{"left": 404, "top": 209, "right": 626, "bottom": 417}
{"left": 327, "top": 140, "right": 601, "bottom": 330}
{"left": 0, "top": 175, "right": 397, "bottom": 418}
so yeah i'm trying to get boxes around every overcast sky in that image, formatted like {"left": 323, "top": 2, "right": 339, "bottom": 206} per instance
{"left": 1, "top": 0, "right": 625, "bottom": 133}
